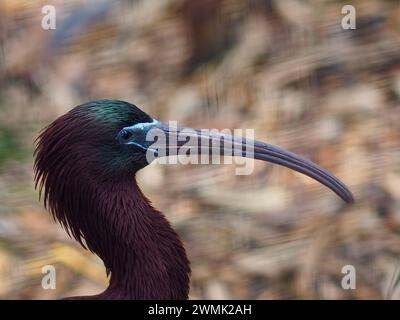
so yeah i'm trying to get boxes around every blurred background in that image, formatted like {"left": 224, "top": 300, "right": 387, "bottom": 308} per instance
{"left": 0, "top": 0, "right": 400, "bottom": 299}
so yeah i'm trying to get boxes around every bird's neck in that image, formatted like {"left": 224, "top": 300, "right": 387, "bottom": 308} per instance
{"left": 76, "top": 177, "right": 190, "bottom": 300}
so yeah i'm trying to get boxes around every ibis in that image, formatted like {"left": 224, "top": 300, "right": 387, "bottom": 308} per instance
{"left": 34, "top": 100, "right": 353, "bottom": 299}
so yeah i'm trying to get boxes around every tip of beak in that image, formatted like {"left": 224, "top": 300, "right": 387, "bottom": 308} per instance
{"left": 338, "top": 186, "right": 354, "bottom": 204}
{"left": 345, "top": 192, "right": 355, "bottom": 204}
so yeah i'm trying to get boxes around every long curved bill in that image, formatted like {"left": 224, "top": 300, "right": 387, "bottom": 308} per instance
{"left": 118, "top": 120, "right": 354, "bottom": 204}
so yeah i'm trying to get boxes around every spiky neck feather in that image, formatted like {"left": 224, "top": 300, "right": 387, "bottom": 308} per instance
{"left": 34, "top": 101, "right": 190, "bottom": 299}
{"left": 72, "top": 177, "right": 190, "bottom": 299}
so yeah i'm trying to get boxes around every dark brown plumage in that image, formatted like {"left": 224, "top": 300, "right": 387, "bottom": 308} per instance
{"left": 34, "top": 99, "right": 353, "bottom": 299}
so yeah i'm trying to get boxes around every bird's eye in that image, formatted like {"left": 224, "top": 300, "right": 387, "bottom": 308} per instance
{"left": 119, "top": 130, "right": 132, "bottom": 141}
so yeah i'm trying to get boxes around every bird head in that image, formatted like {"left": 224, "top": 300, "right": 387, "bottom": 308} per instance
{"left": 35, "top": 99, "right": 353, "bottom": 204}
